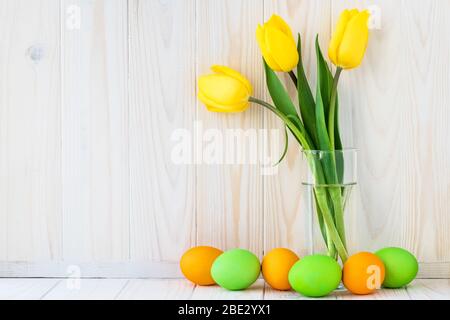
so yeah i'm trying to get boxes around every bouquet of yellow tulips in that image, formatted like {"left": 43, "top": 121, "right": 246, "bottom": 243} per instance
{"left": 198, "top": 9, "right": 370, "bottom": 263}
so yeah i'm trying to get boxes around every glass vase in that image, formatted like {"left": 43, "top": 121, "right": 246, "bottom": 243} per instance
{"left": 301, "top": 149, "right": 357, "bottom": 263}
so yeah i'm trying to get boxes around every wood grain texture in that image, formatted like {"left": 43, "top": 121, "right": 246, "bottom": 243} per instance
{"left": 264, "top": 283, "right": 336, "bottom": 300}
{"left": 418, "top": 262, "right": 450, "bottom": 279}
{"left": 191, "top": 279, "right": 265, "bottom": 300}
{"left": 196, "top": 0, "right": 264, "bottom": 256}
{"left": 335, "top": 288, "right": 410, "bottom": 300}
{"left": 42, "top": 279, "right": 128, "bottom": 300}
{"left": 0, "top": 0, "right": 62, "bottom": 261}
{"left": 407, "top": 279, "right": 450, "bottom": 300}
{"left": 332, "top": 0, "right": 450, "bottom": 261}
{"left": 0, "top": 0, "right": 449, "bottom": 278}
{"left": 263, "top": 0, "right": 332, "bottom": 256}
{"left": 0, "top": 261, "right": 447, "bottom": 279}
{"left": 3, "top": 278, "right": 450, "bottom": 300}
{"left": 0, "top": 279, "right": 60, "bottom": 300}
{"left": 117, "top": 279, "right": 195, "bottom": 300}
{"left": 61, "top": 0, "right": 129, "bottom": 261}
{"left": 0, "top": 261, "right": 182, "bottom": 278}
{"left": 128, "top": 0, "right": 196, "bottom": 261}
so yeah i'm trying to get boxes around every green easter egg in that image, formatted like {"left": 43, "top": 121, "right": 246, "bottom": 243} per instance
{"left": 211, "top": 249, "right": 260, "bottom": 291}
{"left": 288, "top": 255, "right": 342, "bottom": 297}
{"left": 375, "top": 247, "right": 418, "bottom": 288}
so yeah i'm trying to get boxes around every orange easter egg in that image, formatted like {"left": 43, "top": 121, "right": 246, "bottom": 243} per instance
{"left": 343, "top": 252, "right": 386, "bottom": 295}
{"left": 180, "top": 246, "right": 223, "bottom": 286}
{"left": 262, "top": 248, "right": 300, "bottom": 290}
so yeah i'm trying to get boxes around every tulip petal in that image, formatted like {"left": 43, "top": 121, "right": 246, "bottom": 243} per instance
{"left": 199, "top": 90, "right": 248, "bottom": 112}
{"left": 337, "top": 10, "right": 370, "bottom": 69}
{"left": 199, "top": 75, "right": 249, "bottom": 104}
{"left": 256, "top": 25, "right": 282, "bottom": 71}
{"left": 206, "top": 102, "right": 249, "bottom": 113}
{"left": 265, "top": 14, "right": 295, "bottom": 42}
{"left": 348, "top": 8, "right": 360, "bottom": 18}
{"left": 328, "top": 9, "right": 354, "bottom": 66}
{"left": 198, "top": 74, "right": 250, "bottom": 113}
{"left": 211, "top": 65, "right": 253, "bottom": 95}
{"left": 265, "top": 27, "right": 299, "bottom": 72}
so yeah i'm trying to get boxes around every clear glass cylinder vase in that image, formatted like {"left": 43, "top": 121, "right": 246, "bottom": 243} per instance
{"left": 301, "top": 149, "right": 357, "bottom": 263}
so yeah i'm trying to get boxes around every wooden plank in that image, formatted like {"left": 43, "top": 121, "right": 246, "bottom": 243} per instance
{"left": 0, "top": 0, "right": 62, "bottom": 261}
{"left": 2, "top": 278, "right": 450, "bottom": 300}
{"left": 61, "top": 0, "right": 129, "bottom": 260}
{"left": 128, "top": 0, "right": 196, "bottom": 261}
{"left": 0, "top": 279, "right": 59, "bottom": 300}
{"left": 264, "top": 283, "right": 336, "bottom": 300}
{"left": 331, "top": 0, "right": 450, "bottom": 261}
{"left": 117, "top": 279, "right": 195, "bottom": 300}
{"left": 263, "top": 0, "right": 332, "bottom": 256}
{"left": 0, "top": 261, "right": 182, "bottom": 278}
{"left": 0, "top": 261, "right": 447, "bottom": 279}
{"left": 191, "top": 279, "right": 264, "bottom": 300}
{"left": 335, "top": 288, "right": 410, "bottom": 300}
{"left": 42, "top": 279, "right": 128, "bottom": 300}
{"left": 407, "top": 279, "right": 450, "bottom": 300}
{"left": 418, "top": 262, "right": 450, "bottom": 279}
{"left": 196, "top": 0, "right": 264, "bottom": 257}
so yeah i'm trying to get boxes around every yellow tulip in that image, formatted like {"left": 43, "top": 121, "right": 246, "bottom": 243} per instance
{"left": 328, "top": 9, "right": 370, "bottom": 69}
{"left": 256, "top": 15, "right": 299, "bottom": 72}
{"left": 198, "top": 65, "right": 253, "bottom": 113}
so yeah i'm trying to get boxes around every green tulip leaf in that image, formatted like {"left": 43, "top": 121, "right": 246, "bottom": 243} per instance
{"left": 315, "top": 36, "right": 344, "bottom": 183}
{"left": 314, "top": 61, "right": 331, "bottom": 150}
{"left": 315, "top": 37, "right": 341, "bottom": 186}
{"left": 297, "top": 33, "right": 318, "bottom": 149}
{"left": 334, "top": 100, "right": 343, "bottom": 151}
{"left": 313, "top": 191, "right": 328, "bottom": 250}
{"left": 274, "top": 126, "right": 289, "bottom": 166}
{"left": 335, "top": 101, "right": 344, "bottom": 184}
{"left": 315, "top": 35, "right": 333, "bottom": 124}
{"left": 263, "top": 59, "right": 300, "bottom": 122}
{"left": 287, "top": 114, "right": 314, "bottom": 150}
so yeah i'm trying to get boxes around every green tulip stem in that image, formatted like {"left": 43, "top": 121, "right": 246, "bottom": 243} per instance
{"left": 324, "top": 218, "right": 337, "bottom": 258}
{"left": 314, "top": 188, "right": 348, "bottom": 262}
{"left": 288, "top": 71, "right": 298, "bottom": 87}
{"left": 249, "top": 97, "right": 312, "bottom": 150}
{"left": 326, "top": 67, "right": 347, "bottom": 251}
{"left": 330, "top": 186, "right": 347, "bottom": 249}
{"left": 328, "top": 67, "right": 343, "bottom": 151}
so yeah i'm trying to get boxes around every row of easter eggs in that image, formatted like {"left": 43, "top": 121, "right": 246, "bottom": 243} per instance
{"left": 180, "top": 246, "right": 418, "bottom": 297}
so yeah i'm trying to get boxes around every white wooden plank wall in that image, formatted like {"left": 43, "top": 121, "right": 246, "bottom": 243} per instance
{"left": 0, "top": 0, "right": 448, "bottom": 278}
{"left": 0, "top": 0, "right": 61, "bottom": 261}
{"left": 128, "top": 0, "right": 196, "bottom": 262}
{"left": 196, "top": 0, "right": 264, "bottom": 257}
{"left": 61, "top": 0, "right": 129, "bottom": 261}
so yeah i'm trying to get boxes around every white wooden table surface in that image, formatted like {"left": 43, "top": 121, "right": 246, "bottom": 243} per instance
{"left": 0, "top": 279, "right": 448, "bottom": 300}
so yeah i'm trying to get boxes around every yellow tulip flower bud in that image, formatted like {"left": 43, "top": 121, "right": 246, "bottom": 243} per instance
{"left": 198, "top": 65, "right": 253, "bottom": 113}
{"left": 328, "top": 9, "right": 370, "bottom": 69}
{"left": 256, "top": 15, "right": 299, "bottom": 72}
